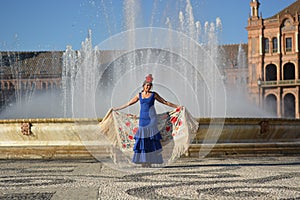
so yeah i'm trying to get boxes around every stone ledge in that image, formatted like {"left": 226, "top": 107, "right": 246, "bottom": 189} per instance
{"left": 187, "top": 142, "right": 300, "bottom": 157}
{"left": 0, "top": 142, "right": 299, "bottom": 159}
{"left": 0, "top": 145, "right": 110, "bottom": 159}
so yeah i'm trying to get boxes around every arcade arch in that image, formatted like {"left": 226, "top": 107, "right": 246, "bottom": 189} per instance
{"left": 265, "top": 94, "right": 277, "bottom": 116}
{"left": 283, "top": 93, "right": 295, "bottom": 118}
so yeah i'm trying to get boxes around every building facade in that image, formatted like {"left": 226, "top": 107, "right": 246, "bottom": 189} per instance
{"left": 0, "top": 52, "right": 61, "bottom": 111}
{"left": 247, "top": 0, "right": 300, "bottom": 118}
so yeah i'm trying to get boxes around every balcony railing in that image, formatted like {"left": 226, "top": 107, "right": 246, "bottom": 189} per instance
{"left": 261, "top": 79, "right": 300, "bottom": 87}
{"left": 0, "top": 74, "right": 61, "bottom": 79}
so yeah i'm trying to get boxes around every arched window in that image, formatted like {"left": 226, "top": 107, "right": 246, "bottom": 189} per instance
{"left": 9, "top": 83, "right": 14, "bottom": 90}
{"left": 272, "top": 37, "right": 278, "bottom": 53}
{"left": 265, "top": 64, "right": 277, "bottom": 81}
{"left": 21, "top": 82, "right": 26, "bottom": 90}
{"left": 31, "top": 82, "right": 35, "bottom": 90}
{"left": 283, "top": 93, "right": 295, "bottom": 118}
{"left": 264, "top": 38, "right": 269, "bottom": 53}
{"left": 42, "top": 82, "right": 47, "bottom": 89}
{"left": 265, "top": 94, "right": 277, "bottom": 117}
{"left": 283, "top": 63, "right": 295, "bottom": 80}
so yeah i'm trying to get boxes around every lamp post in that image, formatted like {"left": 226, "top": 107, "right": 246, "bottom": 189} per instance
{"left": 257, "top": 78, "right": 262, "bottom": 107}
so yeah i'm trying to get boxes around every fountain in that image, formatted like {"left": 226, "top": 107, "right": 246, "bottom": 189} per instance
{"left": 59, "top": 0, "right": 229, "bottom": 167}
{"left": 0, "top": 0, "right": 299, "bottom": 168}
{"left": 0, "top": 51, "right": 62, "bottom": 119}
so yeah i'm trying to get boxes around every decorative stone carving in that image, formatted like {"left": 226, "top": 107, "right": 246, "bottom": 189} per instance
{"left": 259, "top": 121, "right": 269, "bottom": 134}
{"left": 281, "top": 19, "right": 295, "bottom": 31}
{"left": 21, "top": 122, "right": 32, "bottom": 135}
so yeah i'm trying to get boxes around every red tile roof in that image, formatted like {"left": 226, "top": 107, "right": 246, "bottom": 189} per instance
{"left": 267, "top": 0, "right": 300, "bottom": 19}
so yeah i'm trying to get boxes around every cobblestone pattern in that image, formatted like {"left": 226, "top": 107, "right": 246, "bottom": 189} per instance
{"left": 0, "top": 157, "right": 299, "bottom": 199}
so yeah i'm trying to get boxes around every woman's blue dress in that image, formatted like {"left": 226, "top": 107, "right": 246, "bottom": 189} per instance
{"left": 132, "top": 92, "right": 163, "bottom": 164}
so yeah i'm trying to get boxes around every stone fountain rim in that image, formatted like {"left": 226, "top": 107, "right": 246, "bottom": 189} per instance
{"left": 0, "top": 117, "right": 299, "bottom": 124}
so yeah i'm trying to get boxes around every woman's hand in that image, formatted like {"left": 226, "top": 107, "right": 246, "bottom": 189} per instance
{"left": 176, "top": 105, "right": 183, "bottom": 111}
{"left": 112, "top": 107, "right": 119, "bottom": 111}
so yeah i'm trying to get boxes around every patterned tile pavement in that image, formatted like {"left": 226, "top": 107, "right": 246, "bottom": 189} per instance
{"left": 0, "top": 156, "right": 299, "bottom": 199}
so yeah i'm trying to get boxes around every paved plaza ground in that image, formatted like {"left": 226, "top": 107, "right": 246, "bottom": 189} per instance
{"left": 0, "top": 156, "right": 299, "bottom": 200}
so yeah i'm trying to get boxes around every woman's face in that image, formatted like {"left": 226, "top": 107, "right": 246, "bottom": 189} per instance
{"left": 143, "top": 83, "right": 152, "bottom": 92}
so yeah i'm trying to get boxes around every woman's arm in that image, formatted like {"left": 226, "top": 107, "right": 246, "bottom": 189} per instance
{"left": 112, "top": 94, "right": 139, "bottom": 111}
{"left": 154, "top": 92, "right": 180, "bottom": 108}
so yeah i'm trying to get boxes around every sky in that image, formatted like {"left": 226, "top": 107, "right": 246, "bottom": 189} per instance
{"left": 0, "top": 0, "right": 296, "bottom": 51}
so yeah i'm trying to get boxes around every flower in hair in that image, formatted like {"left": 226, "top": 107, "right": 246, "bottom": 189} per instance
{"left": 145, "top": 74, "right": 153, "bottom": 83}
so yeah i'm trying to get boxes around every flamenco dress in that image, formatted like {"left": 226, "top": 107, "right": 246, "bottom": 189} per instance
{"left": 132, "top": 92, "right": 163, "bottom": 164}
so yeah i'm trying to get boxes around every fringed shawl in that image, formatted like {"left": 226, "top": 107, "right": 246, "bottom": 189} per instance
{"left": 99, "top": 107, "right": 199, "bottom": 163}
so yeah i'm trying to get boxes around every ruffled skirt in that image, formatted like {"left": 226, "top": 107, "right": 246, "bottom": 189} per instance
{"left": 132, "top": 120, "right": 163, "bottom": 164}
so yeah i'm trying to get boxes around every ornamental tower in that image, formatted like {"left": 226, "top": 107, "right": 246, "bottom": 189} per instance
{"left": 250, "top": 0, "right": 260, "bottom": 19}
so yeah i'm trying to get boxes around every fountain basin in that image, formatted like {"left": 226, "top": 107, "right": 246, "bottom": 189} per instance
{"left": 189, "top": 118, "right": 300, "bottom": 157}
{"left": 0, "top": 118, "right": 299, "bottom": 159}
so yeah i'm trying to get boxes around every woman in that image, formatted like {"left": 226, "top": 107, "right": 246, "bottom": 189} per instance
{"left": 113, "top": 74, "right": 180, "bottom": 167}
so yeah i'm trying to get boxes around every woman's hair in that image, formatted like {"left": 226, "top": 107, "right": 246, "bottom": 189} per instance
{"left": 142, "top": 82, "right": 153, "bottom": 87}
{"left": 142, "top": 74, "right": 153, "bottom": 91}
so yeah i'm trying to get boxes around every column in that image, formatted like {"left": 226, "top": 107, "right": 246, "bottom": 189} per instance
{"left": 296, "top": 86, "right": 300, "bottom": 118}
{"left": 295, "top": 31, "right": 299, "bottom": 53}
{"left": 259, "top": 35, "right": 263, "bottom": 55}
{"left": 277, "top": 33, "right": 281, "bottom": 53}
{"left": 277, "top": 87, "right": 282, "bottom": 118}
